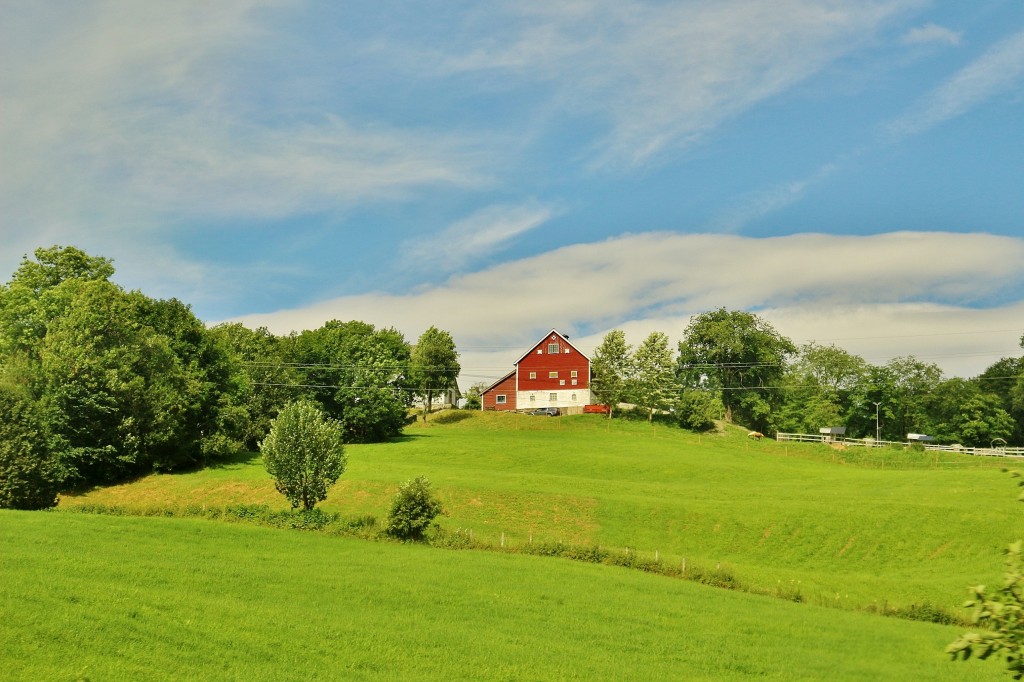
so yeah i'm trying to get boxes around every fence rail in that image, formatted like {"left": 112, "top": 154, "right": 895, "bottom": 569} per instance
{"left": 774, "top": 432, "right": 1024, "bottom": 458}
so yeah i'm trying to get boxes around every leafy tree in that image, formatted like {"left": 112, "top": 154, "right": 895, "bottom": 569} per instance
{"left": 927, "top": 378, "right": 1014, "bottom": 448}
{"left": 779, "top": 343, "right": 869, "bottom": 434}
{"left": 674, "top": 389, "right": 723, "bottom": 431}
{"left": 591, "top": 329, "right": 632, "bottom": 419}
{"left": 463, "top": 382, "right": 486, "bottom": 410}
{"left": 261, "top": 400, "right": 346, "bottom": 510}
{"left": 211, "top": 323, "right": 297, "bottom": 449}
{"left": 677, "top": 309, "right": 795, "bottom": 433}
{"left": 978, "top": 356, "right": 1024, "bottom": 445}
{"left": 0, "top": 246, "right": 114, "bottom": 356}
{"left": 871, "top": 357, "right": 943, "bottom": 441}
{"left": 410, "top": 326, "right": 460, "bottom": 422}
{"left": 386, "top": 475, "right": 444, "bottom": 541}
{"left": 0, "top": 383, "right": 59, "bottom": 510}
{"left": 630, "top": 331, "right": 677, "bottom": 422}
{"left": 284, "top": 320, "right": 412, "bottom": 443}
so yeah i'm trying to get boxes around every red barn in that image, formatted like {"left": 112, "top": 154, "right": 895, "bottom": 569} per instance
{"left": 481, "top": 329, "right": 591, "bottom": 412}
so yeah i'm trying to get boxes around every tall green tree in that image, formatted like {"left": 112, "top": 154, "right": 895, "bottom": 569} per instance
{"left": 261, "top": 400, "right": 346, "bottom": 511}
{"left": 927, "top": 378, "right": 1015, "bottom": 448}
{"left": 410, "top": 326, "right": 460, "bottom": 422}
{"left": 630, "top": 331, "right": 677, "bottom": 422}
{"left": 977, "top": 356, "right": 1024, "bottom": 445}
{"left": 676, "top": 309, "right": 795, "bottom": 433}
{"left": 590, "top": 329, "right": 632, "bottom": 419}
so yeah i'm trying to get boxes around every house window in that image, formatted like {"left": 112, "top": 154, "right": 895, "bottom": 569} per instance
{"left": 549, "top": 371, "right": 558, "bottom": 378}
{"left": 570, "top": 370, "right": 578, "bottom": 378}
{"left": 496, "top": 395, "right": 507, "bottom": 404}
{"left": 529, "top": 372, "right": 536, "bottom": 380}
{"left": 549, "top": 393, "right": 557, "bottom": 402}
{"left": 547, "top": 343, "right": 559, "bottom": 354}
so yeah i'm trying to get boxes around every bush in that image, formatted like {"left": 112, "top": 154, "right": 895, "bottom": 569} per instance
{"left": 386, "top": 475, "right": 443, "bottom": 541}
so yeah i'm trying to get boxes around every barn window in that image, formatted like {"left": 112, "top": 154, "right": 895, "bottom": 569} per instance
{"left": 564, "top": 348, "right": 571, "bottom": 354}
{"left": 547, "top": 343, "right": 559, "bottom": 354}
{"left": 549, "top": 393, "right": 557, "bottom": 401}
{"left": 530, "top": 394, "right": 536, "bottom": 402}
{"left": 536, "top": 349, "right": 542, "bottom": 355}
{"left": 559, "top": 380, "right": 565, "bottom": 386}
{"left": 570, "top": 370, "right": 578, "bottom": 378}
{"left": 529, "top": 372, "right": 536, "bottom": 379}
{"left": 571, "top": 379, "right": 577, "bottom": 386}
{"left": 549, "top": 371, "right": 558, "bottom": 378}
{"left": 571, "top": 393, "right": 577, "bottom": 401}
{"left": 496, "top": 395, "right": 507, "bottom": 404}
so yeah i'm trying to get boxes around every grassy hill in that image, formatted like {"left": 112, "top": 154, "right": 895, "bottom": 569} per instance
{"left": 0, "top": 510, "right": 1005, "bottom": 681}
{"left": 60, "top": 411, "right": 1024, "bottom": 615}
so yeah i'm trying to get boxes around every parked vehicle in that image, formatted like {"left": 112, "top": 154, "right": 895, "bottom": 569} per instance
{"left": 528, "top": 407, "right": 560, "bottom": 417}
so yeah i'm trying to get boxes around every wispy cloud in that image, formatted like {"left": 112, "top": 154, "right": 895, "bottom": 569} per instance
{"left": 900, "top": 22, "right": 963, "bottom": 46}
{"left": 888, "top": 28, "right": 1024, "bottom": 138}
{"left": 399, "top": 202, "right": 556, "bottom": 273}
{"left": 0, "top": 0, "right": 488, "bottom": 275}
{"left": 429, "top": 0, "right": 921, "bottom": 168}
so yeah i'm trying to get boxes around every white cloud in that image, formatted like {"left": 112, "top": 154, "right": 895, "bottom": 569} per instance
{"left": 888, "top": 28, "right": 1024, "bottom": 138}
{"left": 431, "top": 0, "right": 922, "bottom": 167}
{"left": 231, "top": 231, "right": 1024, "bottom": 384}
{"left": 399, "top": 202, "right": 556, "bottom": 273}
{"left": 900, "top": 22, "right": 963, "bottom": 46}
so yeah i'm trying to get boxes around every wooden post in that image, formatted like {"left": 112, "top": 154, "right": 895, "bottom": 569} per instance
{"left": 655, "top": 549, "right": 659, "bottom": 562}
{"left": 501, "top": 532, "right": 505, "bottom": 547}
{"left": 681, "top": 557, "right": 686, "bottom": 574}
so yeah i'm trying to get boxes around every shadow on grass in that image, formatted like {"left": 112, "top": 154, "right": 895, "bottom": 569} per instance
{"left": 205, "top": 450, "right": 263, "bottom": 470}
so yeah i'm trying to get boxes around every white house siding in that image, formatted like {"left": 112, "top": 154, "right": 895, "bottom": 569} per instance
{"left": 517, "top": 388, "right": 591, "bottom": 410}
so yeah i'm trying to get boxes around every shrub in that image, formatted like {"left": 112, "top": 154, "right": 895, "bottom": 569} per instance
{"left": 386, "top": 475, "right": 443, "bottom": 541}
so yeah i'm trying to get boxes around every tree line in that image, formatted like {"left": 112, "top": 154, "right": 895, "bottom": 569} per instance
{"left": 0, "top": 246, "right": 459, "bottom": 509}
{"left": 590, "top": 308, "right": 1024, "bottom": 447}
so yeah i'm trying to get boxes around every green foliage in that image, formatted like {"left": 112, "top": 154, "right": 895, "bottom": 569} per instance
{"left": 949, "top": 540, "right": 1024, "bottom": 678}
{"left": 386, "top": 475, "right": 443, "bottom": 541}
{"left": 261, "top": 400, "right": 346, "bottom": 510}
{"left": 675, "top": 389, "right": 722, "bottom": 431}
{"left": 410, "top": 326, "right": 460, "bottom": 422}
{"left": 629, "top": 331, "right": 677, "bottom": 422}
{"left": 284, "top": 320, "right": 412, "bottom": 442}
{"left": 591, "top": 329, "right": 632, "bottom": 418}
{"left": 677, "top": 308, "right": 795, "bottom": 433}
{"left": 0, "top": 384, "right": 59, "bottom": 509}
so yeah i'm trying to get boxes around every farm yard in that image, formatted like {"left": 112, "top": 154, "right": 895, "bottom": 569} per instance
{"left": 4, "top": 411, "right": 1021, "bottom": 680}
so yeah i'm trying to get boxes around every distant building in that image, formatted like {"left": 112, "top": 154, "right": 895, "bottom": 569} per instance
{"left": 481, "top": 329, "right": 591, "bottom": 413}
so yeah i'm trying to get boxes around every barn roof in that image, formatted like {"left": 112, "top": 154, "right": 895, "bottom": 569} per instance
{"left": 513, "top": 329, "right": 590, "bottom": 366}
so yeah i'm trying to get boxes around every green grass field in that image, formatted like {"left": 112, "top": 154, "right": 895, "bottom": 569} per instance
{"left": 61, "top": 411, "right": 1024, "bottom": 615}
{"left": 0, "top": 510, "right": 1006, "bottom": 681}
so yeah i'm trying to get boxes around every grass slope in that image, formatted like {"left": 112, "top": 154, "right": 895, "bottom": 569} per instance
{"left": 0, "top": 511, "right": 1004, "bottom": 681}
{"left": 62, "top": 412, "right": 1024, "bottom": 613}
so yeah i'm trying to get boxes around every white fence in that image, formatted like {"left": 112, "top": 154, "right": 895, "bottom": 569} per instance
{"left": 774, "top": 432, "right": 1024, "bottom": 459}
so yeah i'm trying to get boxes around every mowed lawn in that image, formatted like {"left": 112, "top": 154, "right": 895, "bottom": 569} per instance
{"left": 0, "top": 511, "right": 1006, "bottom": 681}
{"left": 62, "top": 411, "right": 1024, "bottom": 612}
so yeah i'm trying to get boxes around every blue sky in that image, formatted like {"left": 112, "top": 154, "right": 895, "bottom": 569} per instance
{"left": 3, "top": 0, "right": 1024, "bottom": 386}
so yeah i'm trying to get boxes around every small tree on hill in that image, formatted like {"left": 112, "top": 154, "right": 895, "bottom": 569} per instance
{"left": 386, "top": 475, "right": 443, "bottom": 541}
{"left": 261, "top": 400, "right": 346, "bottom": 511}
